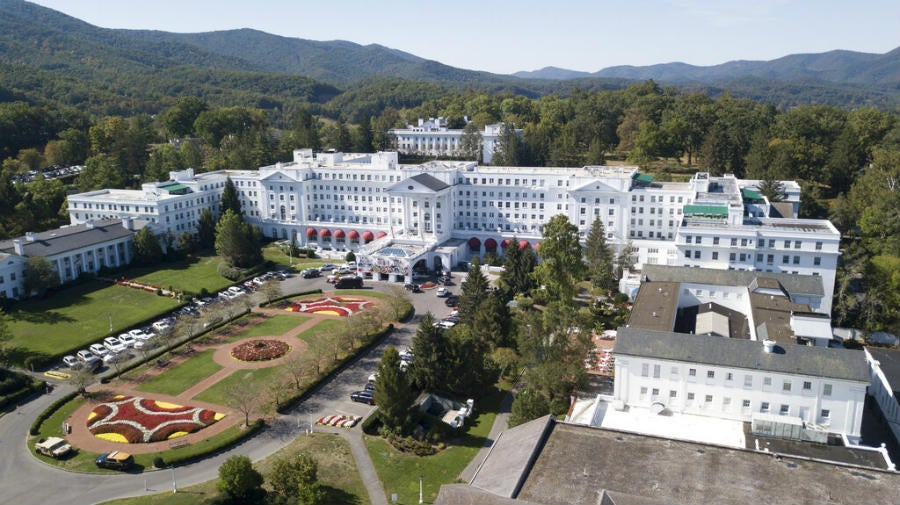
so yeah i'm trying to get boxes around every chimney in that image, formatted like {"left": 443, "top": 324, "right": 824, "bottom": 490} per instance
{"left": 25, "top": 232, "right": 36, "bottom": 242}
{"left": 12, "top": 239, "right": 23, "bottom": 255}
{"left": 122, "top": 216, "right": 133, "bottom": 231}
{"left": 762, "top": 340, "right": 776, "bottom": 353}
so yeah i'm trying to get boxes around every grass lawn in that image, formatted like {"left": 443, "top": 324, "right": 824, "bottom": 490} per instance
{"left": 365, "top": 389, "right": 504, "bottom": 504}
{"left": 29, "top": 397, "right": 99, "bottom": 472}
{"left": 295, "top": 319, "right": 345, "bottom": 344}
{"left": 225, "top": 314, "right": 309, "bottom": 343}
{"left": 97, "top": 432, "right": 370, "bottom": 505}
{"left": 262, "top": 244, "right": 328, "bottom": 271}
{"left": 134, "top": 349, "right": 222, "bottom": 396}
{"left": 194, "top": 365, "right": 284, "bottom": 406}
{"left": 7, "top": 280, "right": 179, "bottom": 364}
{"left": 127, "top": 254, "right": 233, "bottom": 294}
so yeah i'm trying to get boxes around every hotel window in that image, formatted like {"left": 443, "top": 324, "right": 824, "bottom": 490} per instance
{"left": 815, "top": 241, "right": 823, "bottom": 250}
{"left": 743, "top": 375, "right": 752, "bottom": 387}
{"left": 820, "top": 409, "right": 830, "bottom": 419}
{"left": 705, "top": 395, "right": 713, "bottom": 403}
{"left": 760, "top": 402, "right": 770, "bottom": 413}
{"left": 803, "top": 381, "right": 812, "bottom": 390}
{"left": 712, "top": 252, "right": 718, "bottom": 260}
{"left": 713, "top": 237, "right": 719, "bottom": 245}
{"left": 794, "top": 240, "right": 801, "bottom": 249}
{"left": 641, "top": 363, "right": 649, "bottom": 377}
{"left": 687, "top": 393, "right": 695, "bottom": 401}
{"left": 688, "top": 368, "right": 696, "bottom": 377}
{"left": 782, "top": 381, "right": 791, "bottom": 392}
{"left": 814, "top": 257, "right": 821, "bottom": 266}
{"left": 779, "top": 404, "right": 790, "bottom": 415}
{"left": 707, "top": 370, "right": 715, "bottom": 379}
{"left": 653, "top": 365, "right": 661, "bottom": 378}
{"left": 726, "top": 373, "right": 733, "bottom": 381}
{"left": 763, "top": 377, "right": 772, "bottom": 387}
{"left": 652, "top": 388, "right": 659, "bottom": 397}
{"left": 823, "top": 384, "right": 832, "bottom": 396}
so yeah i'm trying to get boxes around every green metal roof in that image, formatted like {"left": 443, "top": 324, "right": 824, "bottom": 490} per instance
{"left": 631, "top": 173, "right": 654, "bottom": 184}
{"left": 741, "top": 188, "right": 764, "bottom": 202}
{"left": 159, "top": 183, "right": 190, "bottom": 194}
{"left": 683, "top": 205, "right": 728, "bottom": 218}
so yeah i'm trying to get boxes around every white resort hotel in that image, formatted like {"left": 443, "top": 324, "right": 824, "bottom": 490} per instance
{"left": 66, "top": 149, "right": 840, "bottom": 289}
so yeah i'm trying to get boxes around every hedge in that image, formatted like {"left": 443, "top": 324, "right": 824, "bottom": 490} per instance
{"left": 258, "top": 289, "right": 323, "bottom": 308}
{"left": 0, "top": 379, "right": 45, "bottom": 412}
{"left": 155, "top": 419, "right": 265, "bottom": 468}
{"left": 30, "top": 391, "right": 78, "bottom": 436}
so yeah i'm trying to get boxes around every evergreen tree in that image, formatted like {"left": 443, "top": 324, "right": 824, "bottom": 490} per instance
{"left": 491, "top": 123, "right": 521, "bottom": 166}
{"left": 374, "top": 346, "right": 415, "bottom": 431}
{"left": 615, "top": 240, "right": 636, "bottom": 280}
{"left": 509, "top": 388, "right": 549, "bottom": 428}
{"left": 215, "top": 209, "right": 262, "bottom": 268}
{"left": 458, "top": 259, "right": 489, "bottom": 326}
{"left": 533, "top": 214, "right": 584, "bottom": 302}
{"left": 460, "top": 121, "right": 483, "bottom": 161}
{"left": 584, "top": 217, "right": 615, "bottom": 291}
{"left": 409, "top": 313, "right": 450, "bottom": 393}
{"left": 197, "top": 208, "right": 216, "bottom": 250}
{"left": 498, "top": 237, "right": 537, "bottom": 299}
{"left": 757, "top": 177, "right": 786, "bottom": 202}
{"left": 471, "top": 289, "right": 512, "bottom": 349}
{"left": 132, "top": 227, "right": 163, "bottom": 265}
{"left": 220, "top": 176, "right": 242, "bottom": 217}
{"left": 445, "top": 326, "right": 498, "bottom": 395}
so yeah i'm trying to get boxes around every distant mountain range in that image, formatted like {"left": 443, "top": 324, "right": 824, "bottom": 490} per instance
{"left": 1, "top": 0, "right": 898, "bottom": 113}
{"left": 514, "top": 48, "right": 900, "bottom": 86}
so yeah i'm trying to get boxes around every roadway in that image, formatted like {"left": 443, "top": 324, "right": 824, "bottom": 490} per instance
{"left": 0, "top": 268, "right": 461, "bottom": 505}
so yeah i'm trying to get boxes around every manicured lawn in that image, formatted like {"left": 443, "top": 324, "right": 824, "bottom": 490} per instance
{"left": 365, "top": 389, "right": 504, "bottom": 504}
{"left": 127, "top": 254, "right": 233, "bottom": 294}
{"left": 262, "top": 244, "right": 327, "bottom": 271}
{"left": 7, "top": 280, "right": 179, "bottom": 364}
{"left": 194, "top": 366, "right": 284, "bottom": 406}
{"left": 225, "top": 314, "right": 309, "bottom": 343}
{"left": 135, "top": 349, "right": 222, "bottom": 396}
{"left": 295, "top": 319, "right": 345, "bottom": 344}
{"left": 29, "top": 397, "right": 99, "bottom": 472}
{"left": 97, "top": 432, "right": 370, "bottom": 505}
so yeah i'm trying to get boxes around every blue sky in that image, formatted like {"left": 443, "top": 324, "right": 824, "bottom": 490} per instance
{"left": 30, "top": 0, "right": 900, "bottom": 75}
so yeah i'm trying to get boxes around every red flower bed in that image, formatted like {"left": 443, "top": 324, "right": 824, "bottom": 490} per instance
{"left": 231, "top": 339, "right": 290, "bottom": 361}
{"left": 286, "top": 296, "right": 372, "bottom": 316}
{"left": 87, "top": 395, "right": 223, "bottom": 443}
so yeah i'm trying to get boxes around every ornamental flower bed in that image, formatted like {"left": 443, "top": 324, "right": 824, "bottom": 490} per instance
{"left": 231, "top": 339, "right": 290, "bottom": 362}
{"left": 87, "top": 395, "right": 224, "bottom": 444}
{"left": 285, "top": 296, "right": 371, "bottom": 316}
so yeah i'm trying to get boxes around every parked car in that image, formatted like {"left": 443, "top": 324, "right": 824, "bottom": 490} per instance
{"left": 118, "top": 334, "right": 136, "bottom": 348}
{"left": 62, "top": 355, "right": 79, "bottom": 369}
{"left": 302, "top": 268, "right": 321, "bottom": 279}
{"left": 436, "top": 287, "right": 450, "bottom": 297}
{"left": 76, "top": 349, "right": 94, "bottom": 362}
{"left": 445, "top": 295, "right": 459, "bottom": 307}
{"left": 82, "top": 356, "right": 103, "bottom": 373}
{"left": 129, "top": 329, "right": 153, "bottom": 340}
{"left": 103, "top": 351, "right": 130, "bottom": 364}
{"left": 89, "top": 343, "right": 109, "bottom": 358}
{"left": 95, "top": 451, "right": 134, "bottom": 470}
{"left": 350, "top": 390, "right": 375, "bottom": 405}
{"left": 319, "top": 263, "right": 336, "bottom": 272}
{"left": 35, "top": 437, "right": 73, "bottom": 458}
{"left": 103, "top": 336, "right": 126, "bottom": 353}
{"left": 335, "top": 276, "right": 363, "bottom": 289}
{"left": 152, "top": 319, "right": 173, "bottom": 333}
{"left": 404, "top": 283, "right": 421, "bottom": 293}
{"left": 337, "top": 266, "right": 354, "bottom": 275}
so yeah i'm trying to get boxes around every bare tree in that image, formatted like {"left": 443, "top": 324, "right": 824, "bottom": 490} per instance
{"left": 225, "top": 377, "right": 261, "bottom": 427}
{"left": 307, "top": 335, "right": 330, "bottom": 375}
{"left": 283, "top": 353, "right": 307, "bottom": 390}
{"left": 260, "top": 280, "right": 282, "bottom": 304}
{"left": 384, "top": 285, "right": 411, "bottom": 321}
{"left": 70, "top": 370, "right": 95, "bottom": 396}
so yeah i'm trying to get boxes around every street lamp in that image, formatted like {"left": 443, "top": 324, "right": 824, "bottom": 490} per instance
{"left": 171, "top": 467, "right": 177, "bottom": 494}
{"left": 419, "top": 474, "right": 424, "bottom": 504}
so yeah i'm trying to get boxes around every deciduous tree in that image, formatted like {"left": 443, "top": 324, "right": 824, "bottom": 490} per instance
{"left": 217, "top": 455, "right": 264, "bottom": 503}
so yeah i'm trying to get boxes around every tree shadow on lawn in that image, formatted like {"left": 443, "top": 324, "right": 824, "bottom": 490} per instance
{"left": 322, "top": 486, "right": 362, "bottom": 505}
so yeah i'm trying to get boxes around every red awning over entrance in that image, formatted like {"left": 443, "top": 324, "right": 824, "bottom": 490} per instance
{"left": 468, "top": 237, "right": 482, "bottom": 249}
{"left": 334, "top": 229, "right": 346, "bottom": 239}
{"left": 518, "top": 240, "right": 531, "bottom": 250}
{"left": 362, "top": 231, "right": 375, "bottom": 242}
{"left": 348, "top": 230, "right": 360, "bottom": 240}
{"left": 484, "top": 238, "right": 497, "bottom": 249}
{"left": 376, "top": 231, "right": 388, "bottom": 239}
{"left": 319, "top": 228, "right": 331, "bottom": 238}
{"left": 306, "top": 227, "right": 317, "bottom": 238}
{"left": 500, "top": 239, "right": 511, "bottom": 249}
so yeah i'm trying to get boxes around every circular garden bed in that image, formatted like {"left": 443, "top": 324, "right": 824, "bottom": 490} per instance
{"left": 231, "top": 339, "right": 290, "bottom": 362}
{"left": 87, "top": 395, "right": 224, "bottom": 443}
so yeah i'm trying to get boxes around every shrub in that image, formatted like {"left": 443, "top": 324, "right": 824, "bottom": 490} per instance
{"left": 218, "top": 263, "right": 243, "bottom": 281}
{"left": 154, "top": 456, "right": 166, "bottom": 469}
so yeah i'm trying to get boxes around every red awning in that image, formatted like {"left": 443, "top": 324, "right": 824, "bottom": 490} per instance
{"left": 362, "top": 231, "right": 375, "bottom": 242}
{"left": 348, "top": 230, "right": 360, "bottom": 240}
{"left": 534, "top": 242, "right": 541, "bottom": 251}
{"left": 518, "top": 240, "right": 531, "bottom": 250}
{"left": 376, "top": 231, "right": 388, "bottom": 239}
{"left": 319, "top": 228, "right": 331, "bottom": 238}
{"left": 306, "top": 227, "right": 317, "bottom": 238}
{"left": 500, "top": 239, "right": 511, "bottom": 249}
{"left": 334, "top": 229, "right": 346, "bottom": 239}
{"left": 468, "top": 237, "right": 481, "bottom": 249}
{"left": 484, "top": 238, "right": 497, "bottom": 249}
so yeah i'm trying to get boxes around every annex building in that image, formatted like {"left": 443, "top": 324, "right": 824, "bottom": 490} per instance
{"left": 388, "top": 117, "right": 517, "bottom": 164}
{"left": 66, "top": 149, "right": 840, "bottom": 287}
